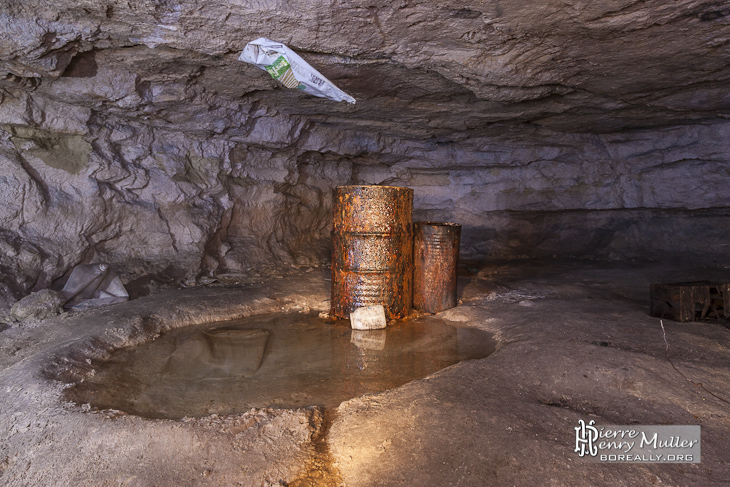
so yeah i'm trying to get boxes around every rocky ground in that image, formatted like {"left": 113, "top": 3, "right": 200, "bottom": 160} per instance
{"left": 0, "top": 260, "right": 728, "bottom": 486}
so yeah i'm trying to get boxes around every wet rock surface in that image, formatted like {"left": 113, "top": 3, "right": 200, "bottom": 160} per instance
{"left": 0, "top": 270, "right": 330, "bottom": 487}
{"left": 0, "top": 263, "right": 728, "bottom": 486}
{"left": 1, "top": 1, "right": 730, "bottom": 299}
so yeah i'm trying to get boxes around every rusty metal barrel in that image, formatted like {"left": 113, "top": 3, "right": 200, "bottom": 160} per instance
{"left": 331, "top": 185, "right": 413, "bottom": 320}
{"left": 413, "top": 222, "right": 461, "bottom": 314}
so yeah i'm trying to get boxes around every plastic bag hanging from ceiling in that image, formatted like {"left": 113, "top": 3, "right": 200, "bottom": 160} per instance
{"left": 239, "top": 37, "right": 356, "bottom": 104}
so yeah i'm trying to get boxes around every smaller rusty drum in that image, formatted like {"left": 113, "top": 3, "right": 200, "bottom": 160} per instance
{"left": 413, "top": 222, "right": 461, "bottom": 314}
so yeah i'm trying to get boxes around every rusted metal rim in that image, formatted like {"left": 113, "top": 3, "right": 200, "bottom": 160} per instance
{"left": 336, "top": 185, "right": 411, "bottom": 190}
{"left": 330, "top": 231, "right": 413, "bottom": 236}
{"left": 415, "top": 221, "right": 462, "bottom": 227}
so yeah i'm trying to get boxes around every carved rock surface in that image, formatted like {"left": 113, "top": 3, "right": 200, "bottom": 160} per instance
{"left": 1, "top": 1, "right": 729, "bottom": 298}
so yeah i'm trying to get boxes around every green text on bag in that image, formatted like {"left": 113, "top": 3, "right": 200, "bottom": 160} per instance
{"left": 265, "top": 56, "right": 291, "bottom": 80}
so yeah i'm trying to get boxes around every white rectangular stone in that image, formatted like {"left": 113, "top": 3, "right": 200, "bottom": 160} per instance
{"left": 349, "top": 305, "right": 387, "bottom": 330}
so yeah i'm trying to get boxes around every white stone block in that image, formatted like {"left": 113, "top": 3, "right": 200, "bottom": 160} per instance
{"left": 349, "top": 305, "right": 387, "bottom": 330}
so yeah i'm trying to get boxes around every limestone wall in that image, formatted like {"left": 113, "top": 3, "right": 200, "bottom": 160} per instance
{"left": 1, "top": 0, "right": 730, "bottom": 300}
{"left": 2, "top": 86, "right": 728, "bottom": 300}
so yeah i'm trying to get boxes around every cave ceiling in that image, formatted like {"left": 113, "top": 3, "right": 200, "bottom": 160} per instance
{"left": 1, "top": 0, "right": 729, "bottom": 140}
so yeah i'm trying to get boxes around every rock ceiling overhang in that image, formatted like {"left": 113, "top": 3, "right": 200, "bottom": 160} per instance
{"left": 1, "top": 0, "right": 729, "bottom": 138}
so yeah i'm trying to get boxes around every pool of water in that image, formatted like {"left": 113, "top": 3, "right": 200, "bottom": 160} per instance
{"left": 65, "top": 312, "right": 495, "bottom": 419}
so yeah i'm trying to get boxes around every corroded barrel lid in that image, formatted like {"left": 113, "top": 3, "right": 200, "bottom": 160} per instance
{"left": 333, "top": 185, "right": 413, "bottom": 234}
{"left": 414, "top": 221, "right": 462, "bottom": 235}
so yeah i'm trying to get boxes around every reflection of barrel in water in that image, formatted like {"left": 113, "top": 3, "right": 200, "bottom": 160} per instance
{"left": 344, "top": 321, "right": 459, "bottom": 385}
{"left": 387, "top": 322, "right": 459, "bottom": 374}
{"left": 164, "top": 328, "right": 269, "bottom": 379}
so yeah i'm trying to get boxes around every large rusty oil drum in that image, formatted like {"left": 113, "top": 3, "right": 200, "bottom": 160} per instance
{"left": 413, "top": 222, "right": 461, "bottom": 314}
{"left": 331, "top": 185, "right": 413, "bottom": 320}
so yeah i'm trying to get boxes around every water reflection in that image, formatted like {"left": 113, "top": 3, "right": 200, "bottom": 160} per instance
{"left": 350, "top": 329, "right": 387, "bottom": 350}
{"left": 164, "top": 328, "right": 270, "bottom": 379}
{"left": 66, "top": 313, "right": 495, "bottom": 419}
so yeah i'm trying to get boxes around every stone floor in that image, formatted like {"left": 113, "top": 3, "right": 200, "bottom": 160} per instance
{"left": 1, "top": 261, "right": 728, "bottom": 486}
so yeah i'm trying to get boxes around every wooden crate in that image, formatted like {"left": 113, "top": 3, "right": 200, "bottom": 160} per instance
{"left": 650, "top": 282, "right": 710, "bottom": 322}
{"left": 711, "top": 283, "right": 730, "bottom": 319}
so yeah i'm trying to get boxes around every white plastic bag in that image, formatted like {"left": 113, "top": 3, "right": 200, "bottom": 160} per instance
{"left": 61, "top": 263, "right": 129, "bottom": 309}
{"left": 239, "top": 37, "right": 356, "bottom": 104}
